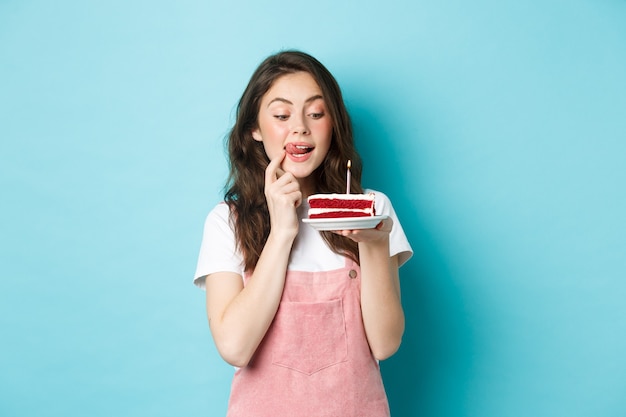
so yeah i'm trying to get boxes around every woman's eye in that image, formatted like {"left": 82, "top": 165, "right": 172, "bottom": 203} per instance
{"left": 274, "top": 115, "right": 289, "bottom": 121}
{"left": 309, "top": 112, "right": 324, "bottom": 119}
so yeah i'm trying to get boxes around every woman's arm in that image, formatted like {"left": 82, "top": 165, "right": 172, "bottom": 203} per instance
{"left": 205, "top": 231, "right": 295, "bottom": 367}
{"left": 337, "top": 218, "right": 404, "bottom": 360}
{"left": 205, "top": 152, "right": 301, "bottom": 367}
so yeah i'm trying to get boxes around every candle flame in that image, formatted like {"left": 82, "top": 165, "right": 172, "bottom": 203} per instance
{"left": 347, "top": 160, "right": 351, "bottom": 169}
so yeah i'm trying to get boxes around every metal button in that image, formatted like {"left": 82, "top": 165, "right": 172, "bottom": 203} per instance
{"left": 348, "top": 269, "right": 357, "bottom": 279}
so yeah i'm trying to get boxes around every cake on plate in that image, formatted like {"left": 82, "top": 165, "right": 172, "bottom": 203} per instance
{"left": 307, "top": 193, "right": 376, "bottom": 219}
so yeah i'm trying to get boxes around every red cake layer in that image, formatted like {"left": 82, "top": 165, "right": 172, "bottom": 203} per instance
{"left": 308, "top": 211, "right": 372, "bottom": 219}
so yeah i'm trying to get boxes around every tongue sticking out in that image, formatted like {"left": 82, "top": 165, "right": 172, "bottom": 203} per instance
{"left": 285, "top": 143, "right": 313, "bottom": 155}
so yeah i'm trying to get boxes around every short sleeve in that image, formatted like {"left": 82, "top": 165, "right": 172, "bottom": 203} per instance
{"left": 369, "top": 190, "right": 413, "bottom": 267}
{"left": 193, "top": 203, "right": 244, "bottom": 289}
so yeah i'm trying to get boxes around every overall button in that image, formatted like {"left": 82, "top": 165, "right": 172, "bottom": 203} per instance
{"left": 348, "top": 269, "right": 357, "bottom": 279}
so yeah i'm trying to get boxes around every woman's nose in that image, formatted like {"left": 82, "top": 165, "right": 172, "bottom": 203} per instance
{"left": 291, "top": 114, "right": 310, "bottom": 135}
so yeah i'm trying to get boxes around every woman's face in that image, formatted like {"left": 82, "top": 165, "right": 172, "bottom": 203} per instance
{"left": 252, "top": 71, "right": 333, "bottom": 182}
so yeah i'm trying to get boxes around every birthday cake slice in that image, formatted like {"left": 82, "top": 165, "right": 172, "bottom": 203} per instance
{"left": 307, "top": 193, "right": 376, "bottom": 219}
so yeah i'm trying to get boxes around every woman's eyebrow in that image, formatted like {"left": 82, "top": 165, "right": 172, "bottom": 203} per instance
{"left": 305, "top": 94, "right": 324, "bottom": 103}
{"left": 267, "top": 95, "right": 324, "bottom": 107}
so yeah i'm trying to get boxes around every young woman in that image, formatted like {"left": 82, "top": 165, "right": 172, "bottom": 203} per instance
{"left": 194, "top": 50, "right": 412, "bottom": 417}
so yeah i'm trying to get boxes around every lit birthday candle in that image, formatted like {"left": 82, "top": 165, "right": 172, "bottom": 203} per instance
{"left": 346, "top": 160, "right": 351, "bottom": 194}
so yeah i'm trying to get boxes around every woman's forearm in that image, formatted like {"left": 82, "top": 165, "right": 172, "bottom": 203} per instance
{"left": 358, "top": 239, "right": 404, "bottom": 360}
{"left": 207, "top": 232, "right": 295, "bottom": 367}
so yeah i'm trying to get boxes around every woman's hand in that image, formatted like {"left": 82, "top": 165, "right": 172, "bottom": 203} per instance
{"left": 265, "top": 151, "right": 302, "bottom": 240}
{"left": 332, "top": 217, "right": 393, "bottom": 244}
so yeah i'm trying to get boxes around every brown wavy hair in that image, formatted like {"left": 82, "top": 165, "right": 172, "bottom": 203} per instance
{"left": 224, "top": 50, "right": 364, "bottom": 272}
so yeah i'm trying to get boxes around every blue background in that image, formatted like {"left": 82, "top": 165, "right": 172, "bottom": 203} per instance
{"left": 1, "top": 1, "right": 625, "bottom": 416}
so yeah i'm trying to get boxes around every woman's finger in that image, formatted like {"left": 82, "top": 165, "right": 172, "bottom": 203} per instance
{"left": 265, "top": 151, "right": 286, "bottom": 185}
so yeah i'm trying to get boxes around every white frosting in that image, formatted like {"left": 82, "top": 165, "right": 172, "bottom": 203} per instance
{"left": 307, "top": 193, "right": 375, "bottom": 202}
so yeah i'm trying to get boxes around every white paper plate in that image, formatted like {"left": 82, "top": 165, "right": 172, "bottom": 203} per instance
{"left": 302, "top": 215, "right": 388, "bottom": 231}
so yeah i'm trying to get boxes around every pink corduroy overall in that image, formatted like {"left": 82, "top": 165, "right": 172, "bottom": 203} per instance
{"left": 226, "top": 259, "right": 391, "bottom": 417}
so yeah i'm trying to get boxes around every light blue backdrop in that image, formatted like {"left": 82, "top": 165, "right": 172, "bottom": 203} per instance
{"left": 1, "top": 1, "right": 625, "bottom": 416}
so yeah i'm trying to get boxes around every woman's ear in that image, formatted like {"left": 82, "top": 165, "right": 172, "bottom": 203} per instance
{"left": 251, "top": 129, "right": 263, "bottom": 142}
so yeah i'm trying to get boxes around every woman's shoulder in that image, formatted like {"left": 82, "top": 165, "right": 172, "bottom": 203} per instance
{"left": 206, "top": 201, "right": 230, "bottom": 218}
{"left": 203, "top": 202, "right": 234, "bottom": 230}
{"left": 364, "top": 188, "right": 413, "bottom": 266}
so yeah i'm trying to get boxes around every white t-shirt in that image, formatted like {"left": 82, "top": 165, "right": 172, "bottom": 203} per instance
{"left": 193, "top": 190, "right": 413, "bottom": 289}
